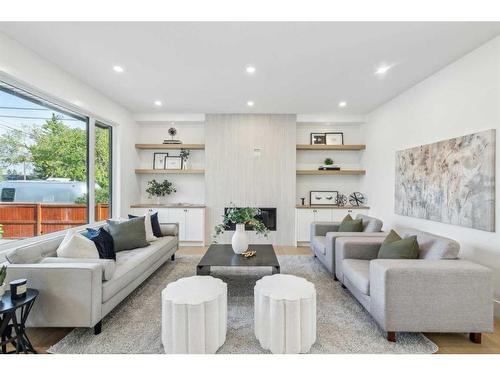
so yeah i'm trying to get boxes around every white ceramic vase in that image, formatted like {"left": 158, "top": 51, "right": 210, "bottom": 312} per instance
{"left": 231, "top": 223, "right": 249, "bottom": 254}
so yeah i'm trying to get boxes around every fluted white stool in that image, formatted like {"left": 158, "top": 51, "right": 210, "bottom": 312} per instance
{"left": 254, "top": 274, "right": 316, "bottom": 354}
{"left": 162, "top": 275, "right": 227, "bottom": 354}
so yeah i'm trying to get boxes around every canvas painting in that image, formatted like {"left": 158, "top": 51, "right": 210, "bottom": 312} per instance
{"left": 395, "top": 129, "right": 496, "bottom": 232}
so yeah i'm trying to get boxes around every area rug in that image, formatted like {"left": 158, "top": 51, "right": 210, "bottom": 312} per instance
{"left": 48, "top": 254, "right": 438, "bottom": 354}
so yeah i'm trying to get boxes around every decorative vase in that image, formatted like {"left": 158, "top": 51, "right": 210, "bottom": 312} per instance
{"left": 155, "top": 196, "right": 162, "bottom": 205}
{"left": 0, "top": 284, "right": 5, "bottom": 299}
{"left": 231, "top": 223, "right": 249, "bottom": 254}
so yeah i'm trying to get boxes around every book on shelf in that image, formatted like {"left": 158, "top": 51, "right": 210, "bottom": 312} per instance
{"left": 318, "top": 165, "right": 341, "bottom": 170}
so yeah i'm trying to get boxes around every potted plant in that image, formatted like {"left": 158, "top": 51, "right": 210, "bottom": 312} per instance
{"left": 0, "top": 265, "right": 7, "bottom": 299}
{"left": 214, "top": 205, "right": 269, "bottom": 254}
{"left": 146, "top": 179, "right": 176, "bottom": 205}
{"left": 324, "top": 158, "right": 334, "bottom": 166}
{"left": 180, "top": 149, "right": 190, "bottom": 170}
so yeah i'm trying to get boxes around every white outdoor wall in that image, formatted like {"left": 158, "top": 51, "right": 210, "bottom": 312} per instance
{"left": 0, "top": 32, "right": 139, "bottom": 217}
{"left": 362, "top": 36, "right": 500, "bottom": 316}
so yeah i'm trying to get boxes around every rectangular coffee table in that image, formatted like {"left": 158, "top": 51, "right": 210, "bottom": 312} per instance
{"left": 196, "top": 244, "right": 280, "bottom": 275}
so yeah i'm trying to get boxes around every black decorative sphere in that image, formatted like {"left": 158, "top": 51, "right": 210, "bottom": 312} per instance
{"left": 336, "top": 194, "right": 347, "bottom": 206}
{"left": 349, "top": 192, "right": 366, "bottom": 206}
{"left": 168, "top": 127, "right": 177, "bottom": 137}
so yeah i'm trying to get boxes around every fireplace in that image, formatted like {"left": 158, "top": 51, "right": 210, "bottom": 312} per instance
{"left": 224, "top": 207, "right": 277, "bottom": 231}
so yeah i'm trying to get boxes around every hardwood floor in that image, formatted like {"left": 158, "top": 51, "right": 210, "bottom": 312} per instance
{"left": 17, "top": 246, "right": 500, "bottom": 354}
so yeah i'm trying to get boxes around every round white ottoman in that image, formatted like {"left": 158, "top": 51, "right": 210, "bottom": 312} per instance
{"left": 162, "top": 275, "right": 227, "bottom": 354}
{"left": 254, "top": 274, "right": 316, "bottom": 354}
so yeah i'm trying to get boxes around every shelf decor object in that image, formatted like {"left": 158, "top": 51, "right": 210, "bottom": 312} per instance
{"left": 135, "top": 144, "right": 205, "bottom": 150}
{"left": 325, "top": 132, "right": 344, "bottom": 145}
{"left": 296, "top": 169, "right": 365, "bottom": 175}
{"left": 349, "top": 192, "right": 366, "bottom": 206}
{"left": 296, "top": 144, "right": 365, "bottom": 150}
{"left": 135, "top": 169, "right": 204, "bottom": 174}
{"left": 310, "top": 190, "right": 338, "bottom": 206}
{"left": 153, "top": 152, "right": 168, "bottom": 169}
{"left": 163, "top": 127, "right": 182, "bottom": 144}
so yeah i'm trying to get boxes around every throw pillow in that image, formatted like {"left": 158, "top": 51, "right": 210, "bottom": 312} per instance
{"left": 84, "top": 227, "right": 116, "bottom": 260}
{"left": 378, "top": 230, "right": 420, "bottom": 259}
{"left": 56, "top": 230, "right": 99, "bottom": 259}
{"left": 128, "top": 212, "right": 158, "bottom": 242}
{"left": 106, "top": 216, "right": 149, "bottom": 252}
{"left": 338, "top": 214, "right": 363, "bottom": 232}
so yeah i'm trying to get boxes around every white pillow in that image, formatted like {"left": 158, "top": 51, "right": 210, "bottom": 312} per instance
{"left": 56, "top": 230, "right": 99, "bottom": 259}
{"left": 144, "top": 212, "right": 158, "bottom": 242}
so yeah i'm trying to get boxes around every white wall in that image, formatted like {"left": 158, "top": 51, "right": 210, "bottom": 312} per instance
{"left": 0, "top": 32, "right": 140, "bottom": 217}
{"left": 362, "top": 36, "right": 500, "bottom": 316}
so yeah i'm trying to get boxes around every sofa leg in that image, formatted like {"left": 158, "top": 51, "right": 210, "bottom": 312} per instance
{"left": 341, "top": 284, "right": 346, "bottom": 289}
{"left": 469, "top": 333, "right": 482, "bottom": 344}
{"left": 94, "top": 321, "right": 102, "bottom": 335}
{"left": 171, "top": 253, "right": 175, "bottom": 261}
{"left": 333, "top": 275, "right": 338, "bottom": 281}
{"left": 387, "top": 332, "right": 396, "bottom": 342}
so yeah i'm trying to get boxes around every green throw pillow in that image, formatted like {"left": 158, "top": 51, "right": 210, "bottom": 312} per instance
{"left": 338, "top": 214, "right": 363, "bottom": 232}
{"left": 378, "top": 230, "right": 420, "bottom": 259}
{"left": 106, "top": 216, "right": 149, "bottom": 252}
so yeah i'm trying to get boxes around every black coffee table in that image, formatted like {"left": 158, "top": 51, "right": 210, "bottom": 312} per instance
{"left": 197, "top": 244, "right": 280, "bottom": 275}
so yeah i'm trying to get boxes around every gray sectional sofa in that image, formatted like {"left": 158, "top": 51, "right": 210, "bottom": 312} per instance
{"left": 3, "top": 223, "right": 178, "bottom": 334}
{"left": 335, "top": 228, "right": 494, "bottom": 343}
{"left": 310, "top": 214, "right": 385, "bottom": 277}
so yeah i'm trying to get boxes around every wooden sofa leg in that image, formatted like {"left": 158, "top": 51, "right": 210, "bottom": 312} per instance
{"left": 94, "top": 321, "right": 102, "bottom": 335}
{"left": 171, "top": 253, "right": 175, "bottom": 261}
{"left": 341, "top": 284, "right": 346, "bottom": 289}
{"left": 469, "top": 333, "right": 482, "bottom": 344}
{"left": 387, "top": 332, "right": 396, "bottom": 342}
{"left": 333, "top": 275, "right": 338, "bottom": 281}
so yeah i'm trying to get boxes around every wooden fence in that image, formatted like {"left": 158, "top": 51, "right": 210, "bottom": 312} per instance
{"left": 0, "top": 203, "right": 109, "bottom": 239}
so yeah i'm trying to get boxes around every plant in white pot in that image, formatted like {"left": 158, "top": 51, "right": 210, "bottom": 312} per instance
{"left": 213, "top": 205, "right": 269, "bottom": 254}
{"left": 0, "top": 265, "right": 7, "bottom": 299}
{"left": 146, "top": 179, "right": 176, "bottom": 205}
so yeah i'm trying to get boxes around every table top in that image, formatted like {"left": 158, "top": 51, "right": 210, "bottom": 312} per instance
{"left": 198, "top": 244, "right": 280, "bottom": 268}
{"left": 255, "top": 274, "right": 315, "bottom": 300}
{"left": 163, "top": 276, "right": 227, "bottom": 304}
{"left": 0, "top": 289, "right": 39, "bottom": 314}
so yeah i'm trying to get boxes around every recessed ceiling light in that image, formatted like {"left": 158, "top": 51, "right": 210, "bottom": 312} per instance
{"left": 338, "top": 101, "right": 347, "bottom": 108}
{"left": 247, "top": 100, "right": 255, "bottom": 107}
{"left": 154, "top": 100, "right": 162, "bottom": 106}
{"left": 246, "top": 66, "right": 256, "bottom": 74}
{"left": 113, "top": 65, "right": 124, "bottom": 73}
{"left": 375, "top": 64, "right": 392, "bottom": 76}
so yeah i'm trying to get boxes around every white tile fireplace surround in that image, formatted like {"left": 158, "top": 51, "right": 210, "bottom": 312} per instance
{"left": 205, "top": 114, "right": 297, "bottom": 246}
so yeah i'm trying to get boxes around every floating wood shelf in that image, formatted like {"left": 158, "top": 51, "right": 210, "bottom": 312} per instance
{"left": 295, "top": 205, "right": 370, "bottom": 209}
{"left": 296, "top": 169, "right": 366, "bottom": 175}
{"left": 296, "top": 144, "right": 366, "bottom": 150}
{"left": 135, "top": 169, "right": 205, "bottom": 174}
{"left": 135, "top": 144, "right": 205, "bottom": 150}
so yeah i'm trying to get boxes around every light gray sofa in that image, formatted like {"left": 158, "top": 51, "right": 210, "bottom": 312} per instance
{"left": 335, "top": 228, "right": 494, "bottom": 343}
{"left": 3, "top": 223, "right": 178, "bottom": 334}
{"left": 310, "top": 214, "right": 385, "bottom": 278}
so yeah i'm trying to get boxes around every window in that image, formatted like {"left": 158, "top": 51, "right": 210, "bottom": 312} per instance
{"left": 95, "top": 122, "right": 112, "bottom": 220}
{"left": 0, "top": 82, "right": 94, "bottom": 243}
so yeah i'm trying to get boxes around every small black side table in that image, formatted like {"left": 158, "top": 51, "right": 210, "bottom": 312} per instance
{"left": 0, "top": 289, "right": 39, "bottom": 354}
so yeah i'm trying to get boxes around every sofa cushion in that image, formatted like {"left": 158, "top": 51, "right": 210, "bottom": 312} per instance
{"left": 356, "top": 214, "right": 383, "bottom": 233}
{"left": 107, "top": 217, "right": 149, "bottom": 252}
{"left": 41, "top": 257, "right": 116, "bottom": 281}
{"left": 396, "top": 228, "right": 460, "bottom": 260}
{"left": 128, "top": 212, "right": 158, "bottom": 242}
{"left": 102, "top": 236, "right": 177, "bottom": 302}
{"left": 5, "top": 236, "right": 63, "bottom": 264}
{"left": 342, "top": 259, "right": 370, "bottom": 295}
{"left": 311, "top": 236, "right": 326, "bottom": 256}
{"left": 378, "top": 230, "right": 419, "bottom": 259}
{"left": 338, "top": 215, "right": 363, "bottom": 232}
{"left": 84, "top": 227, "right": 116, "bottom": 260}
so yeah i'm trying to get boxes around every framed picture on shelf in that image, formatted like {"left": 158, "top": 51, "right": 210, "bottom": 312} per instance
{"left": 165, "top": 155, "right": 183, "bottom": 170}
{"left": 310, "top": 190, "right": 339, "bottom": 206}
{"left": 310, "top": 133, "right": 326, "bottom": 145}
{"left": 153, "top": 152, "right": 168, "bottom": 169}
{"left": 325, "top": 132, "right": 344, "bottom": 145}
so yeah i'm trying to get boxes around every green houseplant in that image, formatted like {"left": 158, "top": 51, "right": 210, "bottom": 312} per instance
{"left": 146, "top": 179, "right": 176, "bottom": 204}
{"left": 214, "top": 205, "right": 269, "bottom": 254}
{"left": 0, "top": 265, "right": 7, "bottom": 298}
{"left": 324, "top": 158, "right": 334, "bottom": 165}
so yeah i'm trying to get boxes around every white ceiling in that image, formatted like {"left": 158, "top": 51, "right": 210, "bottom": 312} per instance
{"left": 1, "top": 22, "right": 499, "bottom": 115}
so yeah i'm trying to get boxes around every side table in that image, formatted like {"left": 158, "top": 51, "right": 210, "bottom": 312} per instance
{"left": 0, "top": 289, "right": 39, "bottom": 354}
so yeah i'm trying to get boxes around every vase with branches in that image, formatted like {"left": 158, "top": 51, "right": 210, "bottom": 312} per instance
{"left": 214, "top": 204, "right": 269, "bottom": 254}
{"left": 146, "top": 179, "right": 176, "bottom": 204}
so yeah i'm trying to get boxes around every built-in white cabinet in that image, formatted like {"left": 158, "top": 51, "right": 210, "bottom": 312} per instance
{"left": 129, "top": 206, "right": 205, "bottom": 245}
{"left": 295, "top": 207, "right": 369, "bottom": 243}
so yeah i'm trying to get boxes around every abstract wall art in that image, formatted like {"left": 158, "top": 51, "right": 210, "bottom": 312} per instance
{"left": 395, "top": 129, "right": 495, "bottom": 232}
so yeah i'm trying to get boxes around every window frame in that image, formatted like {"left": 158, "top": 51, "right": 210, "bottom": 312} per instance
{"left": 95, "top": 121, "right": 113, "bottom": 219}
{"left": 0, "top": 77, "right": 116, "bottom": 255}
